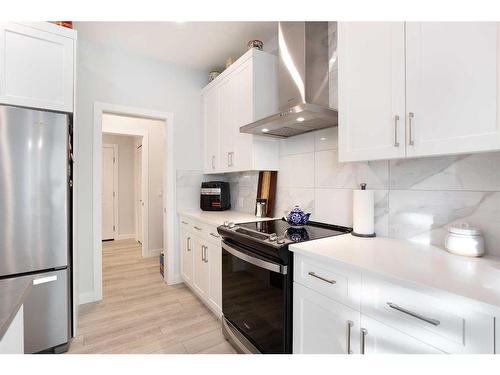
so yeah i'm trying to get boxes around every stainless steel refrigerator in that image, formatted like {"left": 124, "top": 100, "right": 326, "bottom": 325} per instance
{"left": 0, "top": 105, "right": 72, "bottom": 353}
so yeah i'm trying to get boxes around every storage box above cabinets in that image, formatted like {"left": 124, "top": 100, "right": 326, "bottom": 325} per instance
{"left": 0, "top": 22, "right": 76, "bottom": 113}
{"left": 203, "top": 48, "right": 279, "bottom": 174}
{"left": 338, "top": 22, "right": 500, "bottom": 162}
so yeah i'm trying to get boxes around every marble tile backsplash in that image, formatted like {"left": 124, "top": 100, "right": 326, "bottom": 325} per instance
{"left": 272, "top": 127, "right": 500, "bottom": 256}
{"left": 177, "top": 127, "right": 500, "bottom": 256}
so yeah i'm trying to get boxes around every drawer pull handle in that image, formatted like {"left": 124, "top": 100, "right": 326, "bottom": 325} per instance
{"left": 210, "top": 232, "right": 220, "bottom": 238}
{"left": 346, "top": 320, "right": 353, "bottom": 354}
{"left": 360, "top": 328, "right": 368, "bottom": 354}
{"left": 308, "top": 271, "right": 336, "bottom": 285}
{"left": 194, "top": 226, "right": 202, "bottom": 231}
{"left": 33, "top": 275, "right": 57, "bottom": 285}
{"left": 181, "top": 221, "right": 188, "bottom": 225}
{"left": 387, "top": 302, "right": 440, "bottom": 326}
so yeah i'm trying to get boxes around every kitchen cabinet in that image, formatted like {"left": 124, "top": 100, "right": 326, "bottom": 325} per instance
{"left": 338, "top": 22, "right": 500, "bottom": 162}
{"left": 338, "top": 22, "right": 406, "bottom": 161}
{"left": 293, "top": 253, "right": 496, "bottom": 354}
{"left": 405, "top": 22, "right": 500, "bottom": 157}
{"left": 180, "top": 229, "right": 193, "bottom": 286}
{"left": 0, "top": 22, "right": 76, "bottom": 112}
{"left": 202, "top": 48, "right": 279, "bottom": 173}
{"left": 179, "top": 216, "right": 222, "bottom": 317}
{"left": 359, "top": 315, "right": 443, "bottom": 354}
{"left": 192, "top": 238, "right": 209, "bottom": 299}
{"left": 293, "top": 283, "right": 359, "bottom": 354}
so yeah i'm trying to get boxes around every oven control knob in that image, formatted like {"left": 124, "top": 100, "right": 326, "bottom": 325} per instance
{"left": 269, "top": 233, "right": 278, "bottom": 241}
{"left": 228, "top": 222, "right": 235, "bottom": 228}
{"left": 277, "top": 238, "right": 286, "bottom": 245}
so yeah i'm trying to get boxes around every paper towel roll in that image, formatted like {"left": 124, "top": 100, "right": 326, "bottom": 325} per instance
{"left": 352, "top": 185, "right": 376, "bottom": 237}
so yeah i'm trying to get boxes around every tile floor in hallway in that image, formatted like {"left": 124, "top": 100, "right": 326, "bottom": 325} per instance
{"left": 68, "top": 239, "right": 236, "bottom": 354}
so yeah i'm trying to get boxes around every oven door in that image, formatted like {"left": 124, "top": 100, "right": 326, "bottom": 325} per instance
{"left": 222, "top": 240, "right": 289, "bottom": 354}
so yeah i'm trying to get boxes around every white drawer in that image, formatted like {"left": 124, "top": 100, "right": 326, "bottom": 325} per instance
{"left": 294, "top": 254, "right": 361, "bottom": 310}
{"left": 361, "top": 274, "right": 494, "bottom": 354}
{"left": 179, "top": 216, "right": 221, "bottom": 245}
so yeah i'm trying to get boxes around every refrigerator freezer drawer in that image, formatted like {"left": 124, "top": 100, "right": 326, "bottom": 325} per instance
{"left": 22, "top": 269, "right": 69, "bottom": 353}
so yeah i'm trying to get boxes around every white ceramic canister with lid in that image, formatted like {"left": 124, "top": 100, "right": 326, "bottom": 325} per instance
{"left": 445, "top": 223, "right": 485, "bottom": 257}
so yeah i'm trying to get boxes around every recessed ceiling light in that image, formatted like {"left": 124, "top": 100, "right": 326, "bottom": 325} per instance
{"left": 297, "top": 117, "right": 305, "bottom": 122}
{"left": 262, "top": 128, "right": 269, "bottom": 133}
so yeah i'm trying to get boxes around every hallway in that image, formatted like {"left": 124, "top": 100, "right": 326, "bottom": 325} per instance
{"left": 69, "top": 239, "right": 236, "bottom": 354}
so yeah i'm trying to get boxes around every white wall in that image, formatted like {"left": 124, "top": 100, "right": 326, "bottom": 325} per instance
{"left": 75, "top": 34, "right": 207, "bottom": 303}
{"left": 102, "top": 134, "right": 137, "bottom": 238}
{"left": 102, "top": 114, "right": 165, "bottom": 252}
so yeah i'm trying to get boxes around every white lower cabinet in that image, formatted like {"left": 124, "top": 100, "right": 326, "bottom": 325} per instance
{"left": 293, "top": 283, "right": 359, "bottom": 354}
{"left": 179, "top": 216, "right": 222, "bottom": 318}
{"left": 180, "top": 230, "right": 193, "bottom": 285}
{"left": 293, "top": 254, "right": 496, "bottom": 354}
{"left": 359, "top": 315, "right": 443, "bottom": 354}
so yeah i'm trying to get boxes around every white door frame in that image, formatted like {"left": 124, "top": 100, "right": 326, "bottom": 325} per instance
{"left": 134, "top": 143, "right": 144, "bottom": 244}
{"left": 93, "top": 102, "right": 175, "bottom": 302}
{"left": 102, "top": 143, "right": 119, "bottom": 240}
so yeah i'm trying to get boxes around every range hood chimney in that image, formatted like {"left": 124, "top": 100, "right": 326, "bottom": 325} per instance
{"left": 240, "top": 22, "right": 338, "bottom": 138}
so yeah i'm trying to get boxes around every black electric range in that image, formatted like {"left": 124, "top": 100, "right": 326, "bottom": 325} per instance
{"left": 217, "top": 219, "right": 352, "bottom": 354}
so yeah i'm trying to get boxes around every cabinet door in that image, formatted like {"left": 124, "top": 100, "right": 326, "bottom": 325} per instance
{"left": 219, "top": 61, "right": 253, "bottom": 172}
{"left": 192, "top": 238, "right": 209, "bottom": 298}
{"left": 338, "top": 22, "right": 406, "bottom": 162}
{"left": 360, "top": 315, "right": 443, "bottom": 354}
{"left": 203, "top": 87, "right": 220, "bottom": 172}
{"left": 406, "top": 22, "right": 500, "bottom": 156}
{"left": 0, "top": 23, "right": 74, "bottom": 112}
{"left": 206, "top": 241, "right": 222, "bottom": 316}
{"left": 293, "top": 283, "right": 360, "bottom": 354}
{"left": 180, "top": 230, "right": 193, "bottom": 285}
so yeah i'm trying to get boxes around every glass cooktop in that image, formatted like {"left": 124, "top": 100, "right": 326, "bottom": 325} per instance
{"left": 236, "top": 219, "right": 351, "bottom": 243}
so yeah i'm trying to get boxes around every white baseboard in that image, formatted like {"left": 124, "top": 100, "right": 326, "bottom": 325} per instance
{"left": 78, "top": 291, "right": 96, "bottom": 305}
{"left": 116, "top": 233, "right": 135, "bottom": 240}
{"left": 167, "top": 273, "right": 183, "bottom": 285}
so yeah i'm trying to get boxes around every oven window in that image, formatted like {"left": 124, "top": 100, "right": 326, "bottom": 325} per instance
{"left": 222, "top": 247, "right": 285, "bottom": 353}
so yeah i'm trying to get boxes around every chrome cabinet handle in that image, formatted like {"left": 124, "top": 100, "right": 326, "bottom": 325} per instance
{"left": 394, "top": 115, "right": 400, "bottom": 147}
{"left": 211, "top": 155, "right": 215, "bottom": 170}
{"left": 408, "top": 112, "right": 415, "bottom": 146}
{"left": 228, "top": 151, "right": 234, "bottom": 167}
{"left": 204, "top": 246, "right": 209, "bottom": 263}
{"left": 346, "top": 320, "right": 354, "bottom": 354}
{"left": 308, "top": 271, "right": 336, "bottom": 285}
{"left": 387, "top": 302, "right": 440, "bottom": 326}
{"left": 187, "top": 237, "right": 191, "bottom": 252}
{"left": 360, "top": 328, "right": 368, "bottom": 354}
{"left": 181, "top": 220, "right": 189, "bottom": 225}
{"left": 194, "top": 226, "right": 202, "bottom": 231}
{"left": 201, "top": 245, "right": 205, "bottom": 261}
{"left": 210, "top": 232, "right": 220, "bottom": 239}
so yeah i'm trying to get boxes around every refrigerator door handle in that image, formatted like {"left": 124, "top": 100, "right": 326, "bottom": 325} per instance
{"left": 33, "top": 275, "right": 58, "bottom": 285}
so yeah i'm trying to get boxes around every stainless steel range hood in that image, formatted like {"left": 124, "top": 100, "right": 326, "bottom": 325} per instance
{"left": 240, "top": 22, "right": 338, "bottom": 138}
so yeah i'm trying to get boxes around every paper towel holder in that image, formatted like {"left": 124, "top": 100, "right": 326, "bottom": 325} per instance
{"left": 351, "top": 183, "right": 376, "bottom": 238}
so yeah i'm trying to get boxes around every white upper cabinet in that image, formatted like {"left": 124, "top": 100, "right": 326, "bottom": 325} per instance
{"left": 339, "top": 22, "right": 500, "bottom": 162}
{"left": 406, "top": 22, "right": 500, "bottom": 157}
{"left": 202, "top": 48, "right": 279, "bottom": 173}
{"left": 338, "top": 22, "right": 406, "bottom": 162}
{"left": 0, "top": 22, "right": 76, "bottom": 112}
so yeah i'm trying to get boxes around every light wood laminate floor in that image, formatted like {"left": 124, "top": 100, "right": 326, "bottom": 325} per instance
{"left": 68, "top": 239, "right": 236, "bottom": 354}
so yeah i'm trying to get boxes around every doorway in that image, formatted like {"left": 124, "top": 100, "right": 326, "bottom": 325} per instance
{"left": 101, "top": 144, "right": 118, "bottom": 241}
{"left": 92, "top": 102, "right": 175, "bottom": 302}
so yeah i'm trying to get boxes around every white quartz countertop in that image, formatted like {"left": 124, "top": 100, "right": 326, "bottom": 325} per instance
{"left": 178, "top": 209, "right": 277, "bottom": 227}
{"left": 290, "top": 234, "right": 500, "bottom": 312}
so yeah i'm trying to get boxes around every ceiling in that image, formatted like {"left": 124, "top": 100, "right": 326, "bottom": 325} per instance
{"left": 74, "top": 22, "right": 278, "bottom": 71}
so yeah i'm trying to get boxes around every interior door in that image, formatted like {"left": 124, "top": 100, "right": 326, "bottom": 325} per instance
{"left": 338, "top": 22, "right": 406, "bottom": 162}
{"left": 406, "top": 22, "right": 500, "bottom": 157}
{"left": 136, "top": 146, "right": 143, "bottom": 244}
{"left": 102, "top": 145, "right": 115, "bottom": 241}
{"left": 293, "top": 282, "right": 360, "bottom": 354}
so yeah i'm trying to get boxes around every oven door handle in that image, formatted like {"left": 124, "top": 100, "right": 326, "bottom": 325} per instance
{"left": 222, "top": 242, "right": 287, "bottom": 275}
